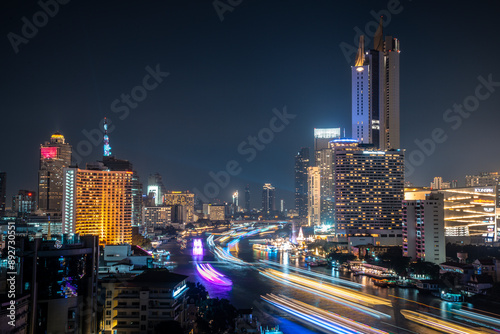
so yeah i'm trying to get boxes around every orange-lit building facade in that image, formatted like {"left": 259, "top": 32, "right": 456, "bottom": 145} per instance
{"left": 62, "top": 165, "right": 133, "bottom": 245}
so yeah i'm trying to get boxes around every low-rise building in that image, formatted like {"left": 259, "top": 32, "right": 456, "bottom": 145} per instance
{"left": 100, "top": 269, "right": 189, "bottom": 334}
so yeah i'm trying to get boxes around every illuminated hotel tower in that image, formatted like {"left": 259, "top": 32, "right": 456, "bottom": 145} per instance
{"left": 62, "top": 163, "right": 133, "bottom": 245}
{"left": 38, "top": 133, "right": 72, "bottom": 212}
{"left": 333, "top": 139, "right": 404, "bottom": 243}
{"left": 352, "top": 19, "right": 400, "bottom": 150}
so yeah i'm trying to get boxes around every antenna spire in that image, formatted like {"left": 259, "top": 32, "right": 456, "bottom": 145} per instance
{"left": 354, "top": 35, "right": 365, "bottom": 66}
{"left": 104, "top": 117, "right": 111, "bottom": 157}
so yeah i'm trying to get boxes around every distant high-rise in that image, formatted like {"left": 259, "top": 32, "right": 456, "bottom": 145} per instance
{"left": 352, "top": 19, "right": 400, "bottom": 150}
{"left": 38, "top": 133, "right": 72, "bottom": 212}
{"left": 403, "top": 193, "right": 445, "bottom": 264}
{"left": 245, "top": 184, "right": 250, "bottom": 212}
{"left": 314, "top": 128, "right": 341, "bottom": 151}
{"left": 0, "top": 172, "right": 6, "bottom": 215}
{"left": 164, "top": 191, "right": 195, "bottom": 222}
{"left": 262, "top": 183, "right": 276, "bottom": 216}
{"left": 294, "top": 147, "right": 309, "bottom": 219}
{"left": 430, "top": 177, "right": 450, "bottom": 190}
{"left": 307, "top": 166, "right": 321, "bottom": 226}
{"left": 12, "top": 190, "right": 36, "bottom": 216}
{"left": 317, "top": 148, "right": 334, "bottom": 225}
{"left": 465, "top": 172, "right": 500, "bottom": 187}
{"left": 232, "top": 190, "right": 239, "bottom": 207}
{"left": 148, "top": 173, "right": 167, "bottom": 206}
{"left": 333, "top": 139, "right": 404, "bottom": 241}
{"left": 62, "top": 163, "right": 133, "bottom": 245}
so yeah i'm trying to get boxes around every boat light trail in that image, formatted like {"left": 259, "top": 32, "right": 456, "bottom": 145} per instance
{"left": 259, "top": 259, "right": 362, "bottom": 288}
{"left": 260, "top": 268, "right": 391, "bottom": 307}
{"left": 262, "top": 294, "right": 389, "bottom": 334}
{"left": 258, "top": 271, "right": 390, "bottom": 319}
{"left": 400, "top": 310, "right": 495, "bottom": 334}
{"left": 196, "top": 264, "right": 232, "bottom": 286}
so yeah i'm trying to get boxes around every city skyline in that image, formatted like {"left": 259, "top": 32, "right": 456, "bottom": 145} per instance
{"left": 2, "top": 1, "right": 500, "bottom": 208}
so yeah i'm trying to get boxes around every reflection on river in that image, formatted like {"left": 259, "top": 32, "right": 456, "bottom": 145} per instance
{"left": 161, "top": 237, "right": 497, "bottom": 334}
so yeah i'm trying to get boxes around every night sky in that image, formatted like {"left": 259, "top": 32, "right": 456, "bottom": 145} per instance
{"left": 2, "top": 0, "right": 500, "bottom": 209}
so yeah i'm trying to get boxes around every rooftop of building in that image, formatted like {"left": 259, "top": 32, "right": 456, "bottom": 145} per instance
{"left": 440, "top": 261, "right": 474, "bottom": 269}
{"left": 125, "top": 269, "right": 188, "bottom": 288}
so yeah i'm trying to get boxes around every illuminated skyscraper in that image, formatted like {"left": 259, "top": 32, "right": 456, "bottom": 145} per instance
{"left": 262, "top": 183, "right": 276, "bottom": 216}
{"left": 0, "top": 172, "right": 6, "bottom": 215}
{"left": 148, "top": 173, "right": 167, "bottom": 206}
{"left": 307, "top": 166, "right": 321, "bottom": 226}
{"left": 352, "top": 20, "right": 400, "bottom": 150}
{"left": 102, "top": 156, "right": 143, "bottom": 227}
{"left": 294, "top": 147, "right": 309, "bottom": 219}
{"left": 317, "top": 148, "right": 334, "bottom": 225}
{"left": 232, "top": 190, "right": 239, "bottom": 207}
{"left": 62, "top": 163, "right": 133, "bottom": 245}
{"left": 38, "top": 133, "right": 72, "bottom": 212}
{"left": 333, "top": 140, "right": 404, "bottom": 243}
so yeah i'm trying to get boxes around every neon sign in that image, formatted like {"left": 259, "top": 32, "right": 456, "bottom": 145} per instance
{"left": 475, "top": 188, "right": 494, "bottom": 193}
{"left": 41, "top": 147, "right": 57, "bottom": 159}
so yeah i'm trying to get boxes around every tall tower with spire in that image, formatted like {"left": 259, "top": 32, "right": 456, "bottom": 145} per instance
{"left": 351, "top": 17, "right": 400, "bottom": 150}
{"left": 103, "top": 117, "right": 112, "bottom": 157}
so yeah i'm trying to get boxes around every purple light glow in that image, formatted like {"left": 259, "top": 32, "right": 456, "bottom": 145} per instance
{"left": 193, "top": 239, "right": 204, "bottom": 256}
{"left": 197, "top": 264, "right": 232, "bottom": 286}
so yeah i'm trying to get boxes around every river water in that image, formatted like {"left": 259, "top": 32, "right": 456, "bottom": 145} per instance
{"left": 160, "top": 236, "right": 496, "bottom": 334}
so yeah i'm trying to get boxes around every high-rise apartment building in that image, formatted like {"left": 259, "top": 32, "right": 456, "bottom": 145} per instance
{"left": 295, "top": 147, "right": 310, "bottom": 219}
{"left": 102, "top": 156, "right": 143, "bottom": 227}
{"left": 163, "top": 191, "right": 195, "bottom": 222}
{"left": 0, "top": 172, "right": 6, "bottom": 215}
{"left": 352, "top": 21, "right": 400, "bottom": 150}
{"left": 333, "top": 140, "right": 404, "bottom": 241}
{"left": 62, "top": 163, "right": 133, "bottom": 245}
{"left": 307, "top": 166, "right": 321, "bottom": 226}
{"left": 262, "top": 183, "right": 276, "bottom": 216}
{"left": 38, "top": 133, "right": 72, "bottom": 212}
{"left": 403, "top": 193, "right": 445, "bottom": 264}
